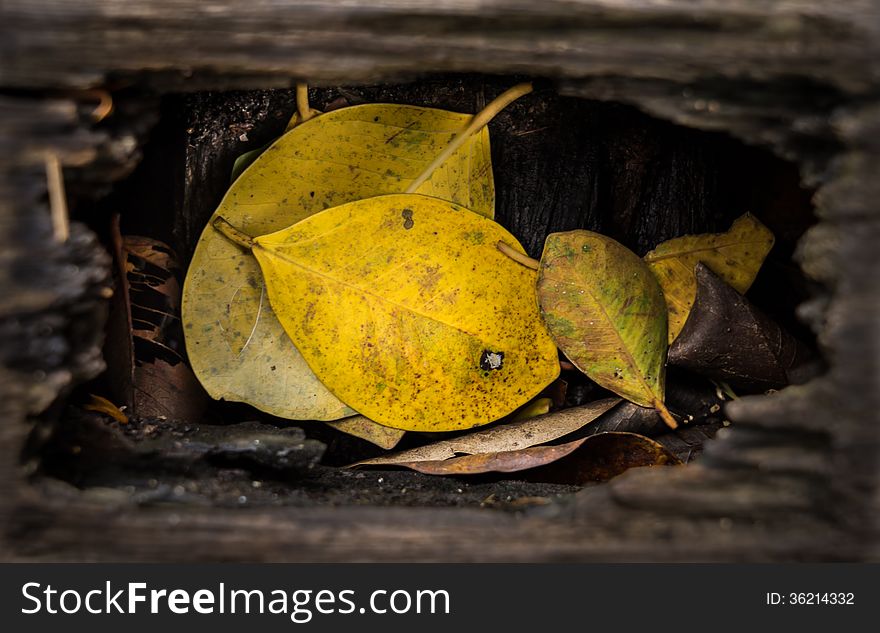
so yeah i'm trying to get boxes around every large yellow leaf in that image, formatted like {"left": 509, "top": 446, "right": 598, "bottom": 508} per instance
{"left": 182, "top": 104, "right": 494, "bottom": 420}
{"left": 644, "top": 213, "right": 775, "bottom": 343}
{"left": 249, "top": 193, "right": 560, "bottom": 432}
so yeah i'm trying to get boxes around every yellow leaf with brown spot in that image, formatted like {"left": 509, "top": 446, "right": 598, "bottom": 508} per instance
{"left": 644, "top": 213, "right": 775, "bottom": 343}
{"left": 250, "top": 193, "right": 559, "bottom": 432}
{"left": 183, "top": 103, "right": 494, "bottom": 420}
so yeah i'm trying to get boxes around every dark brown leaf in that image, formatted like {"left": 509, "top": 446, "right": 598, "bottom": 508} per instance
{"left": 531, "top": 432, "right": 681, "bottom": 484}
{"left": 104, "top": 215, "right": 207, "bottom": 421}
{"left": 668, "top": 264, "right": 819, "bottom": 392}
{"left": 652, "top": 420, "right": 724, "bottom": 464}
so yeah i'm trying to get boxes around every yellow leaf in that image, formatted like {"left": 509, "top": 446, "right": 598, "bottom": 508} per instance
{"left": 644, "top": 213, "right": 775, "bottom": 343}
{"left": 509, "top": 397, "right": 552, "bottom": 422}
{"left": 326, "top": 416, "right": 405, "bottom": 450}
{"left": 183, "top": 103, "right": 494, "bottom": 420}
{"left": 249, "top": 193, "right": 560, "bottom": 432}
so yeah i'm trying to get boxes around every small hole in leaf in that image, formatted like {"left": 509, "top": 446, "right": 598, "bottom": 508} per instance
{"left": 480, "top": 350, "right": 505, "bottom": 371}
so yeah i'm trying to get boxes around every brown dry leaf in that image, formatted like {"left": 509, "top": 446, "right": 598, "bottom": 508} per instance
{"left": 535, "top": 432, "right": 682, "bottom": 483}
{"left": 104, "top": 216, "right": 207, "bottom": 421}
{"left": 397, "top": 431, "right": 680, "bottom": 480}
{"left": 668, "top": 264, "right": 818, "bottom": 391}
{"left": 352, "top": 397, "right": 618, "bottom": 466}
{"left": 402, "top": 441, "right": 584, "bottom": 476}
{"left": 326, "top": 416, "right": 406, "bottom": 450}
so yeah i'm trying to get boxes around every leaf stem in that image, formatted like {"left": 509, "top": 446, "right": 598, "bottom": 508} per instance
{"left": 45, "top": 152, "right": 69, "bottom": 242}
{"left": 406, "top": 82, "right": 533, "bottom": 193}
{"left": 212, "top": 216, "right": 255, "bottom": 250}
{"left": 296, "top": 83, "right": 316, "bottom": 123}
{"left": 654, "top": 399, "right": 678, "bottom": 430}
{"left": 496, "top": 241, "right": 540, "bottom": 270}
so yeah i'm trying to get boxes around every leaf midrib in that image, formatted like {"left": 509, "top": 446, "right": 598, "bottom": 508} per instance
{"left": 256, "top": 243, "right": 500, "bottom": 347}
{"left": 546, "top": 271, "right": 658, "bottom": 403}
{"left": 644, "top": 237, "right": 771, "bottom": 262}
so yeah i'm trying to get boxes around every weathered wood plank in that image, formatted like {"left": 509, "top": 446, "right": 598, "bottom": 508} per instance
{"left": 1, "top": 1, "right": 877, "bottom": 93}
{"left": 8, "top": 474, "right": 850, "bottom": 562}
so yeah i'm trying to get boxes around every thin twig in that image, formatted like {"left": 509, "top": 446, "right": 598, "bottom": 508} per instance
{"left": 296, "top": 83, "right": 316, "bottom": 124}
{"left": 45, "top": 153, "right": 69, "bottom": 242}
{"left": 406, "top": 82, "right": 533, "bottom": 193}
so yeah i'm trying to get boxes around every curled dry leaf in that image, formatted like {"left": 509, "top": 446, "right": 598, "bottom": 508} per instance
{"left": 353, "top": 397, "right": 618, "bottom": 466}
{"left": 326, "top": 416, "right": 406, "bottom": 451}
{"left": 246, "top": 193, "right": 560, "bottom": 431}
{"left": 184, "top": 102, "right": 495, "bottom": 421}
{"left": 104, "top": 220, "right": 207, "bottom": 422}
{"left": 397, "top": 431, "right": 680, "bottom": 481}
{"left": 400, "top": 441, "right": 584, "bottom": 476}
{"left": 644, "top": 213, "right": 775, "bottom": 343}
{"left": 668, "top": 264, "right": 818, "bottom": 391}
{"left": 536, "top": 230, "right": 675, "bottom": 428}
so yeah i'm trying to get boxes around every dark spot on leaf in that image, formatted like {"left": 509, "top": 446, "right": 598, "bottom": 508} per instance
{"left": 480, "top": 350, "right": 505, "bottom": 371}
{"left": 402, "top": 208, "right": 414, "bottom": 230}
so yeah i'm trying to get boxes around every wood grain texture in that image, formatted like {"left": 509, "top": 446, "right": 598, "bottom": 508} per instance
{"left": 0, "top": 0, "right": 878, "bottom": 561}
{"left": 1, "top": 1, "right": 877, "bottom": 92}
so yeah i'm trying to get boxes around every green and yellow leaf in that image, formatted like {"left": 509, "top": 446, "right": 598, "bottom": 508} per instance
{"left": 183, "top": 103, "right": 495, "bottom": 420}
{"left": 248, "top": 193, "right": 560, "bottom": 432}
{"left": 644, "top": 213, "right": 775, "bottom": 343}
{"left": 536, "top": 231, "right": 675, "bottom": 428}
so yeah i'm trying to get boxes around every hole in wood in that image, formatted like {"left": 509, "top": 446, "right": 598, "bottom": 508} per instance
{"left": 33, "top": 75, "right": 822, "bottom": 511}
